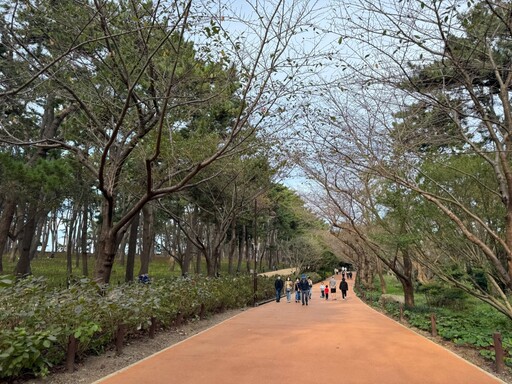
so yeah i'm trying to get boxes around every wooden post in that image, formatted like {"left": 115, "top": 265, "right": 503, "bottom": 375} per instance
{"left": 66, "top": 334, "right": 77, "bottom": 373}
{"left": 115, "top": 323, "right": 127, "bottom": 356}
{"left": 493, "top": 332, "right": 505, "bottom": 373}
{"left": 199, "top": 303, "right": 206, "bottom": 320}
{"left": 149, "top": 317, "right": 157, "bottom": 339}
{"left": 399, "top": 303, "right": 404, "bottom": 322}
{"left": 430, "top": 313, "right": 437, "bottom": 337}
{"left": 174, "top": 312, "right": 183, "bottom": 326}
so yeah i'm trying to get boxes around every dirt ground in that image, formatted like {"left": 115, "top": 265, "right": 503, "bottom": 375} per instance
{"left": 12, "top": 303, "right": 512, "bottom": 384}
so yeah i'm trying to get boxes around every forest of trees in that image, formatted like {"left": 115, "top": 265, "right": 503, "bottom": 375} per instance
{"left": 3, "top": 0, "right": 512, "bottom": 322}
{"left": 291, "top": 0, "right": 512, "bottom": 320}
{"left": 0, "top": 0, "right": 334, "bottom": 284}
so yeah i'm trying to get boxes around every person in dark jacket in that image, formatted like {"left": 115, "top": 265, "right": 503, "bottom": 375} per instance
{"left": 340, "top": 278, "right": 349, "bottom": 300}
{"left": 294, "top": 277, "right": 301, "bottom": 303}
{"left": 275, "top": 276, "right": 284, "bottom": 302}
{"left": 298, "top": 274, "right": 310, "bottom": 306}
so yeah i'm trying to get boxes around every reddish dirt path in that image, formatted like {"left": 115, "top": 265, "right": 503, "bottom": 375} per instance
{"left": 93, "top": 275, "right": 505, "bottom": 384}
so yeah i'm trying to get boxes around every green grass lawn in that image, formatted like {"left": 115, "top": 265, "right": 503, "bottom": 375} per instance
{"left": 1, "top": 253, "right": 181, "bottom": 287}
{"left": 1, "top": 252, "right": 263, "bottom": 287}
{"left": 380, "top": 275, "right": 404, "bottom": 295}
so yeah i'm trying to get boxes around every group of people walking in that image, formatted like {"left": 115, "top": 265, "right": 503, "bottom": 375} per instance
{"left": 335, "top": 267, "right": 353, "bottom": 280}
{"left": 274, "top": 273, "right": 350, "bottom": 305}
{"left": 319, "top": 276, "right": 349, "bottom": 300}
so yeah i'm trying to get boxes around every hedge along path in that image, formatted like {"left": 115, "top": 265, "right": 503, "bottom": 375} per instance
{"left": 93, "top": 274, "right": 505, "bottom": 384}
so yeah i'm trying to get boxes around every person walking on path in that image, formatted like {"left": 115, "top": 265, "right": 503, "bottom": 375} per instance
{"left": 324, "top": 284, "right": 329, "bottom": 300}
{"left": 329, "top": 276, "right": 337, "bottom": 300}
{"left": 298, "top": 274, "right": 310, "bottom": 306}
{"left": 294, "top": 277, "right": 301, "bottom": 303}
{"left": 340, "top": 278, "right": 349, "bottom": 300}
{"left": 307, "top": 276, "right": 313, "bottom": 299}
{"left": 275, "top": 276, "right": 283, "bottom": 302}
{"left": 319, "top": 281, "right": 325, "bottom": 298}
{"left": 285, "top": 277, "right": 293, "bottom": 303}
{"left": 95, "top": 269, "right": 505, "bottom": 384}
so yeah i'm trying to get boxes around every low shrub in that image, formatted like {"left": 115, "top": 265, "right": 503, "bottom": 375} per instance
{"left": 417, "top": 282, "right": 468, "bottom": 310}
{"left": 0, "top": 273, "right": 274, "bottom": 381}
{"left": 0, "top": 327, "right": 60, "bottom": 379}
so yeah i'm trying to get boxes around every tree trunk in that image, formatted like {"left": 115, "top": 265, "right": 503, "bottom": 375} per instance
{"left": 269, "top": 229, "right": 277, "bottom": 269}
{"left": 118, "top": 232, "right": 128, "bottom": 266}
{"left": 205, "top": 223, "right": 228, "bottom": 277}
{"left": 0, "top": 197, "right": 16, "bottom": 273}
{"left": 39, "top": 218, "right": 50, "bottom": 259}
{"left": 415, "top": 261, "right": 430, "bottom": 284}
{"left": 75, "top": 214, "right": 81, "bottom": 268}
{"left": 10, "top": 208, "right": 24, "bottom": 262}
{"left": 195, "top": 240, "right": 202, "bottom": 274}
{"left": 138, "top": 204, "right": 154, "bottom": 276}
{"left": 94, "top": 235, "right": 118, "bottom": 284}
{"left": 403, "top": 278, "right": 415, "bottom": 308}
{"left": 377, "top": 260, "right": 387, "bottom": 294}
{"left": 81, "top": 203, "right": 89, "bottom": 277}
{"left": 94, "top": 204, "right": 118, "bottom": 284}
{"left": 31, "top": 209, "right": 47, "bottom": 261}
{"left": 236, "top": 227, "right": 244, "bottom": 273}
{"left": 14, "top": 202, "right": 38, "bottom": 277}
{"left": 50, "top": 209, "right": 58, "bottom": 253}
{"left": 125, "top": 212, "right": 139, "bottom": 283}
{"left": 505, "top": 198, "right": 512, "bottom": 286}
{"left": 204, "top": 248, "right": 215, "bottom": 277}
{"left": 183, "top": 232, "right": 193, "bottom": 276}
{"left": 362, "top": 254, "right": 372, "bottom": 288}
{"left": 245, "top": 225, "right": 251, "bottom": 272}
{"left": 400, "top": 249, "right": 415, "bottom": 307}
{"left": 66, "top": 204, "right": 79, "bottom": 282}
{"left": 227, "top": 220, "right": 236, "bottom": 275}
{"left": 194, "top": 217, "right": 204, "bottom": 276}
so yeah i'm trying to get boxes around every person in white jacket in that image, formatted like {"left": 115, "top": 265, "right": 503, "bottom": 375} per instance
{"left": 329, "top": 276, "right": 337, "bottom": 300}
{"left": 319, "top": 282, "right": 325, "bottom": 298}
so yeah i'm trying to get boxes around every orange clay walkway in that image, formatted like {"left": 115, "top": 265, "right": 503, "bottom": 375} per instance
{"left": 93, "top": 275, "right": 505, "bottom": 384}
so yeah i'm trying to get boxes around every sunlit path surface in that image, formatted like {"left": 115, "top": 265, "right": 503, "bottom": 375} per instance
{"left": 94, "top": 275, "right": 505, "bottom": 384}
